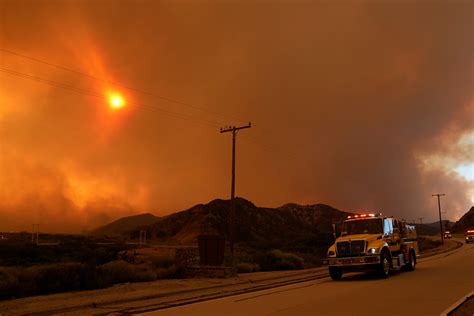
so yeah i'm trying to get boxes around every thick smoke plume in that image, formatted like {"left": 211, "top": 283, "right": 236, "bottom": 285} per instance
{"left": 0, "top": 1, "right": 472, "bottom": 232}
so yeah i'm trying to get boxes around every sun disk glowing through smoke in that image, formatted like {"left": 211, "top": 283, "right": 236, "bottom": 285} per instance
{"left": 108, "top": 94, "right": 125, "bottom": 109}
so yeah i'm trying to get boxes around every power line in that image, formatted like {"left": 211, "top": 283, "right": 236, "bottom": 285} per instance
{"left": 0, "top": 65, "right": 299, "bottom": 160}
{"left": 0, "top": 49, "right": 295, "bottom": 158}
{"left": 0, "top": 65, "right": 323, "bottom": 175}
{"left": 0, "top": 66, "right": 297, "bottom": 167}
{"left": 0, "top": 47, "right": 248, "bottom": 125}
{"left": 0, "top": 61, "right": 300, "bottom": 168}
{"left": 0, "top": 66, "right": 223, "bottom": 128}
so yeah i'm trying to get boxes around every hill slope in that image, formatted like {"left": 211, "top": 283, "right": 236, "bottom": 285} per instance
{"left": 452, "top": 206, "right": 474, "bottom": 232}
{"left": 91, "top": 213, "right": 160, "bottom": 236}
{"left": 416, "top": 220, "right": 455, "bottom": 236}
{"left": 137, "top": 198, "right": 350, "bottom": 254}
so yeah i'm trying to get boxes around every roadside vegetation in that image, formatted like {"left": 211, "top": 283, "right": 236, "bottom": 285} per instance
{"left": 0, "top": 239, "right": 125, "bottom": 266}
{"left": 0, "top": 232, "right": 445, "bottom": 299}
{"left": 232, "top": 230, "right": 334, "bottom": 271}
{"left": 417, "top": 236, "right": 443, "bottom": 252}
{"left": 0, "top": 237, "right": 185, "bottom": 300}
{"left": 235, "top": 249, "right": 304, "bottom": 273}
{"left": 0, "top": 257, "right": 185, "bottom": 299}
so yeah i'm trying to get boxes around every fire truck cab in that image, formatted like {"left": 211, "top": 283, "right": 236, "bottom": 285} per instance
{"left": 322, "top": 213, "right": 419, "bottom": 280}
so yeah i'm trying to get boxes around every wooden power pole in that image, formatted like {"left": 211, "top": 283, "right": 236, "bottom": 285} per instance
{"left": 432, "top": 194, "right": 446, "bottom": 245}
{"left": 220, "top": 123, "right": 251, "bottom": 256}
{"left": 32, "top": 224, "right": 39, "bottom": 244}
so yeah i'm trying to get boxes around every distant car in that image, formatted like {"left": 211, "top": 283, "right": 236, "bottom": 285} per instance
{"left": 466, "top": 230, "right": 474, "bottom": 244}
{"left": 443, "top": 231, "right": 452, "bottom": 239}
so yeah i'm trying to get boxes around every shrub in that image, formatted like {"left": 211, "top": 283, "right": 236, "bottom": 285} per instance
{"left": 150, "top": 256, "right": 175, "bottom": 269}
{"left": 236, "top": 262, "right": 260, "bottom": 274}
{"left": 79, "top": 264, "right": 105, "bottom": 290}
{"left": 0, "top": 259, "right": 185, "bottom": 300}
{"left": 100, "top": 260, "right": 137, "bottom": 284}
{"left": 45, "top": 264, "right": 79, "bottom": 292}
{"left": 166, "top": 264, "right": 186, "bottom": 279}
{"left": 0, "top": 267, "right": 19, "bottom": 298}
{"left": 418, "top": 237, "right": 442, "bottom": 252}
{"left": 155, "top": 268, "right": 169, "bottom": 279}
{"left": 12, "top": 263, "right": 94, "bottom": 297}
{"left": 131, "top": 264, "right": 157, "bottom": 282}
{"left": 99, "top": 260, "right": 157, "bottom": 285}
{"left": 0, "top": 241, "right": 130, "bottom": 267}
{"left": 256, "top": 249, "right": 304, "bottom": 271}
{"left": 15, "top": 267, "right": 38, "bottom": 296}
{"left": 35, "top": 263, "right": 83, "bottom": 293}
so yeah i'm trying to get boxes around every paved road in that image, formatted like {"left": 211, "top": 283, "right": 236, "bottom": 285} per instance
{"left": 147, "top": 242, "right": 473, "bottom": 316}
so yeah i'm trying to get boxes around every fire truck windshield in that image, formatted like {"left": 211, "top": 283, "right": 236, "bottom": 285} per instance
{"left": 342, "top": 218, "right": 383, "bottom": 236}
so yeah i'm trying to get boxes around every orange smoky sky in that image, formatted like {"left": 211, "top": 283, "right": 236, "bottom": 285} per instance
{"left": 0, "top": 0, "right": 473, "bottom": 233}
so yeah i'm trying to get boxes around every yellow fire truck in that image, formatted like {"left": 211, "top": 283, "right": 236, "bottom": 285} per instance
{"left": 322, "top": 213, "right": 419, "bottom": 280}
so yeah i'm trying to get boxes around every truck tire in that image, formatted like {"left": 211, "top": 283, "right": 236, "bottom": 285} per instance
{"left": 405, "top": 250, "right": 416, "bottom": 271}
{"left": 329, "top": 267, "right": 343, "bottom": 280}
{"left": 378, "top": 251, "right": 390, "bottom": 278}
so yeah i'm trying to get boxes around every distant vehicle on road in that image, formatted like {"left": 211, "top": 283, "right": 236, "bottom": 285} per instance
{"left": 443, "top": 231, "right": 452, "bottom": 239}
{"left": 322, "top": 213, "right": 419, "bottom": 280}
{"left": 465, "top": 230, "right": 474, "bottom": 244}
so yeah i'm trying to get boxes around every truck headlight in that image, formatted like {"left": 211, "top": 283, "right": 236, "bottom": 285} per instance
{"left": 328, "top": 250, "right": 336, "bottom": 257}
{"left": 367, "top": 248, "right": 379, "bottom": 254}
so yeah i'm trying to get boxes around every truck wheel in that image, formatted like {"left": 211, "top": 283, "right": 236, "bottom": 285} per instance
{"left": 329, "top": 267, "right": 343, "bottom": 280}
{"left": 378, "top": 252, "right": 390, "bottom": 278}
{"left": 405, "top": 250, "right": 416, "bottom": 271}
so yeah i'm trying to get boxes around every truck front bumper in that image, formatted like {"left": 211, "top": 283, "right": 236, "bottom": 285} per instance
{"left": 322, "top": 255, "right": 380, "bottom": 267}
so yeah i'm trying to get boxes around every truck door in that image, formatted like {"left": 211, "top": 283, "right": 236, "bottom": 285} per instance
{"left": 392, "top": 219, "right": 401, "bottom": 244}
{"left": 383, "top": 218, "right": 400, "bottom": 252}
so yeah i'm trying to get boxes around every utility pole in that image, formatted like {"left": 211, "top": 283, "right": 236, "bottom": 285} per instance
{"left": 432, "top": 194, "right": 446, "bottom": 245}
{"left": 220, "top": 123, "right": 251, "bottom": 256}
{"left": 418, "top": 218, "right": 424, "bottom": 226}
{"left": 139, "top": 230, "right": 146, "bottom": 246}
{"left": 32, "top": 224, "right": 39, "bottom": 244}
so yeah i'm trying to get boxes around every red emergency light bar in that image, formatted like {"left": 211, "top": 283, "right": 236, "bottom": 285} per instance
{"left": 347, "top": 213, "right": 379, "bottom": 219}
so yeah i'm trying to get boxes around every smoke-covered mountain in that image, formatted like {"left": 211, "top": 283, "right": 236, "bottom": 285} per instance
{"left": 133, "top": 198, "right": 350, "bottom": 253}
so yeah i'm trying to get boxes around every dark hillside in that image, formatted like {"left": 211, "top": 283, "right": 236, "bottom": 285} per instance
{"left": 452, "top": 207, "right": 474, "bottom": 232}
{"left": 415, "top": 220, "right": 454, "bottom": 236}
{"left": 91, "top": 213, "right": 160, "bottom": 236}
{"left": 139, "top": 198, "right": 350, "bottom": 255}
